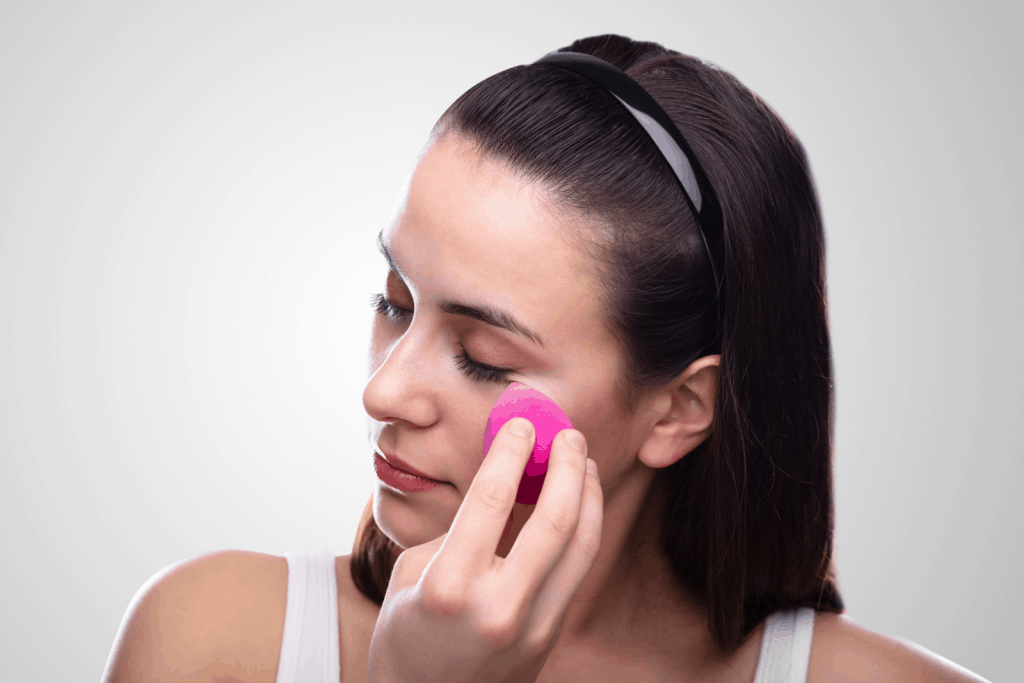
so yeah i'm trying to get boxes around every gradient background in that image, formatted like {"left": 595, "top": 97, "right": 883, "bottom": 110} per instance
{"left": 1, "top": 1, "right": 1020, "bottom": 681}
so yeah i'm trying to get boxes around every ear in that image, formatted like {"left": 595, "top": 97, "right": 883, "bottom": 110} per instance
{"left": 636, "top": 355, "right": 720, "bottom": 469}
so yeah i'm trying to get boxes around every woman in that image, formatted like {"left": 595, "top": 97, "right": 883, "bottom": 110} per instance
{"left": 102, "top": 34, "right": 988, "bottom": 683}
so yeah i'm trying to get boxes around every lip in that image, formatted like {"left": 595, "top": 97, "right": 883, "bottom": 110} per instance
{"left": 374, "top": 453, "right": 444, "bottom": 493}
{"left": 375, "top": 448, "right": 445, "bottom": 482}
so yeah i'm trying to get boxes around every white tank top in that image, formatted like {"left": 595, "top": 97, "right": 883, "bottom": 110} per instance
{"left": 275, "top": 549, "right": 340, "bottom": 683}
{"left": 275, "top": 549, "right": 816, "bottom": 683}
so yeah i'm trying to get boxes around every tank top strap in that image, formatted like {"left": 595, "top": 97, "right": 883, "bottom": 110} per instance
{"left": 752, "top": 607, "right": 816, "bottom": 683}
{"left": 275, "top": 549, "right": 341, "bottom": 683}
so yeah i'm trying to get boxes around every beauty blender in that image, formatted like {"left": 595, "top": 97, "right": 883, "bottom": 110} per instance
{"left": 483, "top": 382, "right": 574, "bottom": 505}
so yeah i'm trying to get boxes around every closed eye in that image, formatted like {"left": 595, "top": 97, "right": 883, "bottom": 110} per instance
{"left": 370, "top": 292, "right": 409, "bottom": 322}
{"left": 369, "top": 292, "right": 513, "bottom": 384}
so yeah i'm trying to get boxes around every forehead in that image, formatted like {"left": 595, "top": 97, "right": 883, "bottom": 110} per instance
{"left": 382, "top": 136, "right": 605, "bottom": 350}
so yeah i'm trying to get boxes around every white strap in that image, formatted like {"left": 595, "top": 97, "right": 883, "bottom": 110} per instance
{"left": 753, "top": 607, "right": 816, "bottom": 683}
{"left": 275, "top": 549, "right": 341, "bottom": 683}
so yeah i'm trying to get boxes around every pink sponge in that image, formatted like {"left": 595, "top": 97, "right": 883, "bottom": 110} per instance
{"left": 483, "top": 382, "right": 574, "bottom": 505}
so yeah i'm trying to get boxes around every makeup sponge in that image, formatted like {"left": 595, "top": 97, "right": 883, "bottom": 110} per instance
{"left": 483, "top": 382, "right": 574, "bottom": 505}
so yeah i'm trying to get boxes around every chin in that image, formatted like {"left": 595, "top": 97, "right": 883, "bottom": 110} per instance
{"left": 373, "top": 486, "right": 452, "bottom": 550}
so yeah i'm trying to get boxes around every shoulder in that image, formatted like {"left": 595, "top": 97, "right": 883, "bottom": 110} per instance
{"left": 807, "top": 612, "right": 991, "bottom": 683}
{"left": 101, "top": 549, "right": 289, "bottom": 683}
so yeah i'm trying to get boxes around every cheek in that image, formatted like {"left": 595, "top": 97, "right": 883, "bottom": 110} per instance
{"left": 453, "top": 401, "right": 498, "bottom": 485}
{"left": 571, "top": 397, "right": 633, "bottom": 461}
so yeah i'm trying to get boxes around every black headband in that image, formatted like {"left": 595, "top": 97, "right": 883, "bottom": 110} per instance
{"left": 532, "top": 51, "right": 725, "bottom": 319}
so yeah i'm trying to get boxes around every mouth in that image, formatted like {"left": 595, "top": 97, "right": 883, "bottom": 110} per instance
{"left": 374, "top": 447, "right": 445, "bottom": 483}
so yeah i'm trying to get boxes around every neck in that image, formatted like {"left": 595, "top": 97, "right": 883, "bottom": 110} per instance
{"left": 555, "top": 459, "right": 713, "bottom": 662}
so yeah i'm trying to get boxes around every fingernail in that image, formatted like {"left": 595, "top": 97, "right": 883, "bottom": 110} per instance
{"left": 509, "top": 418, "right": 534, "bottom": 438}
{"left": 565, "top": 431, "right": 585, "bottom": 452}
{"left": 586, "top": 458, "right": 598, "bottom": 478}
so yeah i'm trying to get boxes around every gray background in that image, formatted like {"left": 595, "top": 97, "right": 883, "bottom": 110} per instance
{"left": 1, "top": 1, "right": 1020, "bottom": 681}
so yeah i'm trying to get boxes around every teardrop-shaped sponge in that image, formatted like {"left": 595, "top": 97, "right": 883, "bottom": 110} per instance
{"left": 483, "top": 382, "right": 574, "bottom": 505}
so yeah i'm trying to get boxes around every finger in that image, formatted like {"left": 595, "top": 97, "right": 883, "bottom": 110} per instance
{"left": 434, "top": 417, "right": 536, "bottom": 577}
{"left": 387, "top": 532, "right": 448, "bottom": 599}
{"left": 523, "top": 458, "right": 603, "bottom": 646}
{"left": 502, "top": 429, "right": 589, "bottom": 606}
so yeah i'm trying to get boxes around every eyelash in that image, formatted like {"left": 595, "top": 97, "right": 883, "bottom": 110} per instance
{"left": 370, "top": 292, "right": 513, "bottom": 384}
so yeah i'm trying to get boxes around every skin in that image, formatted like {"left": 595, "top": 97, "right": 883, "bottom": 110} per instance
{"left": 363, "top": 132, "right": 741, "bottom": 679}
{"left": 100, "top": 129, "right": 990, "bottom": 683}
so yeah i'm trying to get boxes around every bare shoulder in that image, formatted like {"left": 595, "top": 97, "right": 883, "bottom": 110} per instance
{"left": 808, "top": 612, "right": 991, "bottom": 683}
{"left": 101, "top": 549, "right": 288, "bottom": 683}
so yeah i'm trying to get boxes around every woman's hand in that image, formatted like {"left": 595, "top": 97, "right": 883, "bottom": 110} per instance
{"left": 365, "top": 418, "right": 603, "bottom": 683}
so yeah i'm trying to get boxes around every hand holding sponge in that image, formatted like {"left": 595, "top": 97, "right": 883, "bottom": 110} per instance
{"left": 482, "top": 382, "right": 574, "bottom": 505}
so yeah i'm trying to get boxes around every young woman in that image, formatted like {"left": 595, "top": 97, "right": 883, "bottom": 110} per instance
{"left": 102, "top": 34, "right": 988, "bottom": 683}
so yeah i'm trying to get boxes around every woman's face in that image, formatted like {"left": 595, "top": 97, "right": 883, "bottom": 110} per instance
{"left": 363, "top": 135, "right": 653, "bottom": 550}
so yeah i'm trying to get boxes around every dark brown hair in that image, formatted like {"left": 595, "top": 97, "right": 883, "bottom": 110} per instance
{"left": 351, "top": 33, "right": 844, "bottom": 655}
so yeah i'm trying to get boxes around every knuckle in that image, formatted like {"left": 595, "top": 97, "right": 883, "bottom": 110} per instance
{"left": 541, "top": 502, "right": 579, "bottom": 537}
{"left": 390, "top": 548, "right": 418, "bottom": 582}
{"left": 474, "top": 478, "right": 513, "bottom": 515}
{"left": 477, "top": 610, "right": 520, "bottom": 649}
{"left": 522, "top": 621, "right": 559, "bottom": 657}
{"left": 391, "top": 548, "right": 410, "bottom": 572}
{"left": 420, "top": 575, "right": 469, "bottom": 618}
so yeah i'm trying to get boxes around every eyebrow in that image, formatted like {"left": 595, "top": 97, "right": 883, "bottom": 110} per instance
{"left": 376, "top": 230, "right": 546, "bottom": 348}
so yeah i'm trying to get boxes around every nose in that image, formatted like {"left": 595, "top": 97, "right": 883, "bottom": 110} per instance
{"left": 363, "top": 325, "right": 440, "bottom": 429}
